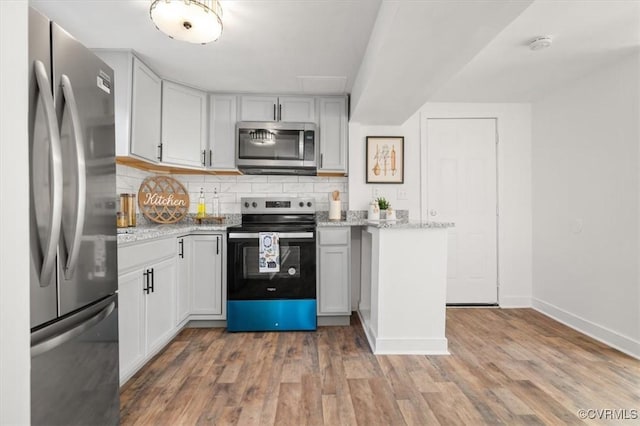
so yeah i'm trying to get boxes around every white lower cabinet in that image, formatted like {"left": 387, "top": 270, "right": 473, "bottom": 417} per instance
{"left": 176, "top": 236, "right": 190, "bottom": 325}
{"left": 117, "top": 238, "right": 176, "bottom": 384}
{"left": 317, "top": 227, "right": 351, "bottom": 316}
{"left": 190, "top": 234, "right": 225, "bottom": 318}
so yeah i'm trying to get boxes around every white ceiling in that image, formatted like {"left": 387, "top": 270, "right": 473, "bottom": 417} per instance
{"left": 30, "top": 0, "right": 382, "bottom": 94}
{"left": 431, "top": 0, "right": 640, "bottom": 103}
{"left": 30, "top": 0, "right": 640, "bottom": 123}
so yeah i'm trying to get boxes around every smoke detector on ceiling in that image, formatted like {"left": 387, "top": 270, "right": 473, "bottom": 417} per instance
{"left": 529, "top": 36, "right": 553, "bottom": 51}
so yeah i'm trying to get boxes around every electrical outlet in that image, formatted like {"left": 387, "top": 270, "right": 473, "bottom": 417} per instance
{"left": 397, "top": 189, "right": 408, "bottom": 200}
{"left": 373, "top": 187, "right": 381, "bottom": 198}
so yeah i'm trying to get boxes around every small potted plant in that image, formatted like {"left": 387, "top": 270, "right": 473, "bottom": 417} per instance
{"left": 376, "top": 197, "right": 390, "bottom": 219}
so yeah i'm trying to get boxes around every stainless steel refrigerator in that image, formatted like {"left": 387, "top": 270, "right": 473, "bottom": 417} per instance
{"left": 29, "top": 7, "right": 119, "bottom": 425}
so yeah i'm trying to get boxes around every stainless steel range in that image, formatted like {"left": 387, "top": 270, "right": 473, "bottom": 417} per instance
{"left": 226, "top": 197, "right": 317, "bottom": 331}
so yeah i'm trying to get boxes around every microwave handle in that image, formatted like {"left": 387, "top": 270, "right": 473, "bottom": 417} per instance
{"left": 299, "top": 131, "right": 304, "bottom": 160}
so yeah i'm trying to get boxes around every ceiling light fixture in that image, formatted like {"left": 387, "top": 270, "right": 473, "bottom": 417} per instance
{"left": 150, "top": 0, "right": 223, "bottom": 45}
{"left": 529, "top": 36, "right": 553, "bottom": 51}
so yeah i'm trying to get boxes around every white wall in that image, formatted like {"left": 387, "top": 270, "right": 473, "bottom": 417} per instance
{"left": 350, "top": 103, "right": 533, "bottom": 308}
{"left": 532, "top": 51, "right": 640, "bottom": 358}
{"left": 0, "top": 1, "right": 30, "bottom": 424}
{"left": 348, "top": 115, "right": 422, "bottom": 220}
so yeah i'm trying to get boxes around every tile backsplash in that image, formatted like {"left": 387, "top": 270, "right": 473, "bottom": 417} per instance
{"left": 116, "top": 164, "right": 348, "bottom": 214}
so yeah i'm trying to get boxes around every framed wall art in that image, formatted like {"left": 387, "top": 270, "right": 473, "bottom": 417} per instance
{"left": 366, "top": 136, "right": 404, "bottom": 183}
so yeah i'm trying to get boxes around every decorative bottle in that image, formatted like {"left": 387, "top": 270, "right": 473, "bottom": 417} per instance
{"left": 212, "top": 188, "right": 220, "bottom": 218}
{"left": 197, "top": 187, "right": 206, "bottom": 218}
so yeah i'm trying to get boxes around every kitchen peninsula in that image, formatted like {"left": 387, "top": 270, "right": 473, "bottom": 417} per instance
{"left": 359, "top": 221, "right": 452, "bottom": 355}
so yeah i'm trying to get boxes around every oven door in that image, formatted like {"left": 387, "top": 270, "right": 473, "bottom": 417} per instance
{"left": 227, "top": 231, "right": 316, "bottom": 300}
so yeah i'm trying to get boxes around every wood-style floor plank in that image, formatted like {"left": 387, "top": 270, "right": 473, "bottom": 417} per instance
{"left": 120, "top": 308, "right": 640, "bottom": 425}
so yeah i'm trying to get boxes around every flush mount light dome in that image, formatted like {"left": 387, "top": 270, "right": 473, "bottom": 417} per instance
{"left": 529, "top": 36, "right": 553, "bottom": 51}
{"left": 150, "top": 0, "right": 223, "bottom": 44}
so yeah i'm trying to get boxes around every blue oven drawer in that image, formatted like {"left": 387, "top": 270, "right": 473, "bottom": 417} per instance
{"left": 227, "top": 299, "right": 317, "bottom": 332}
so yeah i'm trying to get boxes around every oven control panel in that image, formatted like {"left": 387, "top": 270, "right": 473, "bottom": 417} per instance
{"left": 240, "top": 197, "right": 315, "bottom": 214}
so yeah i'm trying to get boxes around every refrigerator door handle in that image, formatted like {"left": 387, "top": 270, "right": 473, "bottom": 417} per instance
{"left": 31, "top": 297, "right": 115, "bottom": 357}
{"left": 34, "top": 60, "right": 63, "bottom": 288}
{"left": 60, "top": 74, "right": 86, "bottom": 280}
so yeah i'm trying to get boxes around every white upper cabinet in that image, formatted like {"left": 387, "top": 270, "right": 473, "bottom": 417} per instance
{"left": 239, "top": 95, "right": 278, "bottom": 121}
{"left": 239, "top": 95, "right": 316, "bottom": 123}
{"left": 131, "top": 57, "right": 162, "bottom": 162}
{"left": 161, "top": 81, "right": 208, "bottom": 168}
{"left": 93, "top": 51, "right": 161, "bottom": 161}
{"left": 278, "top": 96, "right": 316, "bottom": 122}
{"left": 318, "top": 96, "right": 348, "bottom": 173}
{"left": 208, "top": 94, "right": 237, "bottom": 169}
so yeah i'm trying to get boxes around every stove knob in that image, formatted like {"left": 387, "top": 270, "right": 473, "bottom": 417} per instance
{"left": 299, "top": 201, "right": 304, "bottom": 207}
{"left": 252, "top": 202, "right": 258, "bottom": 208}
{"left": 244, "top": 202, "right": 249, "bottom": 208}
{"left": 307, "top": 202, "right": 312, "bottom": 208}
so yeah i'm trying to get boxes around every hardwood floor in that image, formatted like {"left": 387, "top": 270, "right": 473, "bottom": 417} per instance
{"left": 120, "top": 309, "right": 640, "bottom": 425}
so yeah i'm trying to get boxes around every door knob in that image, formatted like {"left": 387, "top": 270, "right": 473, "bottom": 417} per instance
{"left": 430, "top": 210, "right": 437, "bottom": 216}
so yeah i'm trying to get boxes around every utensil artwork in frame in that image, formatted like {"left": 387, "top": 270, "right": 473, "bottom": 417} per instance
{"left": 366, "top": 136, "right": 404, "bottom": 183}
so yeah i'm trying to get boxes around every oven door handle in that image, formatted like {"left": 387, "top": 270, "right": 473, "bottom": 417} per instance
{"left": 228, "top": 232, "right": 314, "bottom": 239}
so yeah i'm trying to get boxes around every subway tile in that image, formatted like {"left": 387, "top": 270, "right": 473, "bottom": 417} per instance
{"left": 267, "top": 175, "right": 300, "bottom": 183}
{"left": 313, "top": 182, "right": 346, "bottom": 193}
{"left": 298, "top": 176, "right": 328, "bottom": 183}
{"left": 282, "top": 183, "right": 314, "bottom": 193}
{"left": 251, "top": 183, "right": 283, "bottom": 193}
{"left": 221, "top": 182, "right": 252, "bottom": 193}
{"left": 238, "top": 175, "right": 268, "bottom": 183}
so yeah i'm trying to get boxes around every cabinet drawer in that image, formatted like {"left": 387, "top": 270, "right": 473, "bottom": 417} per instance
{"left": 318, "top": 228, "right": 350, "bottom": 246}
{"left": 118, "top": 237, "right": 176, "bottom": 272}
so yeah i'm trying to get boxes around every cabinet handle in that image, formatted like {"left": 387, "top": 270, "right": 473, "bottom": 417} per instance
{"left": 178, "top": 239, "right": 184, "bottom": 258}
{"left": 157, "top": 143, "right": 163, "bottom": 161}
{"left": 273, "top": 104, "right": 276, "bottom": 121}
{"left": 149, "top": 268, "right": 155, "bottom": 293}
{"left": 216, "top": 236, "right": 219, "bottom": 255}
{"left": 320, "top": 153, "right": 323, "bottom": 168}
{"left": 209, "top": 149, "right": 212, "bottom": 167}
{"left": 143, "top": 270, "right": 149, "bottom": 294}
{"left": 201, "top": 149, "right": 206, "bottom": 166}
{"left": 278, "top": 104, "right": 282, "bottom": 121}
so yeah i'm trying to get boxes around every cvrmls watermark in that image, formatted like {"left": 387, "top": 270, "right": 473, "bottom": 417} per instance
{"left": 577, "top": 409, "right": 639, "bottom": 420}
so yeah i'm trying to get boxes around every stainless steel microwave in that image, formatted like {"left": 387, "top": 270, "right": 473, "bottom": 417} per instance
{"left": 236, "top": 122, "right": 317, "bottom": 175}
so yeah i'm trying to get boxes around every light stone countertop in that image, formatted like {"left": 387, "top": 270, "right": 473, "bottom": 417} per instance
{"left": 117, "top": 220, "right": 241, "bottom": 245}
{"left": 118, "top": 212, "right": 454, "bottom": 245}
{"left": 316, "top": 219, "right": 454, "bottom": 229}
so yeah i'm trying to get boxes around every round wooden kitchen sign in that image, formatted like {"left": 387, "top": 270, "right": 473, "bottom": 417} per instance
{"left": 137, "top": 175, "right": 190, "bottom": 224}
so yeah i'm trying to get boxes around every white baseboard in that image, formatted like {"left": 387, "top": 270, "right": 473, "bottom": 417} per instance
{"left": 499, "top": 296, "right": 532, "bottom": 308}
{"left": 532, "top": 298, "right": 640, "bottom": 360}
{"left": 357, "top": 310, "right": 449, "bottom": 355}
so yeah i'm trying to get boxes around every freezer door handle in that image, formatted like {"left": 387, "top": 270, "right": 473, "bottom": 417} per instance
{"left": 33, "top": 60, "right": 63, "bottom": 288}
{"left": 31, "top": 297, "right": 115, "bottom": 357}
{"left": 60, "top": 74, "right": 87, "bottom": 280}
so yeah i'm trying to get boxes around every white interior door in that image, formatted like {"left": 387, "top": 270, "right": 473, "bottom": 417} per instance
{"left": 426, "top": 118, "right": 497, "bottom": 304}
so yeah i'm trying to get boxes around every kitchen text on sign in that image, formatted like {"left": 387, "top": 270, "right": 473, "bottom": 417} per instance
{"left": 142, "top": 192, "right": 188, "bottom": 207}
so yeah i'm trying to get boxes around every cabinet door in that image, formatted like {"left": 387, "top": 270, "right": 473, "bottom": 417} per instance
{"left": 240, "top": 95, "right": 278, "bottom": 121}
{"left": 318, "top": 245, "right": 350, "bottom": 315}
{"left": 176, "top": 236, "right": 190, "bottom": 325}
{"left": 279, "top": 96, "right": 316, "bottom": 123}
{"left": 209, "top": 94, "right": 237, "bottom": 169}
{"left": 190, "top": 235, "right": 223, "bottom": 316}
{"left": 131, "top": 57, "right": 161, "bottom": 162}
{"left": 318, "top": 97, "right": 348, "bottom": 172}
{"left": 161, "top": 81, "right": 207, "bottom": 168}
{"left": 118, "top": 269, "right": 146, "bottom": 382}
{"left": 145, "top": 257, "right": 176, "bottom": 354}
